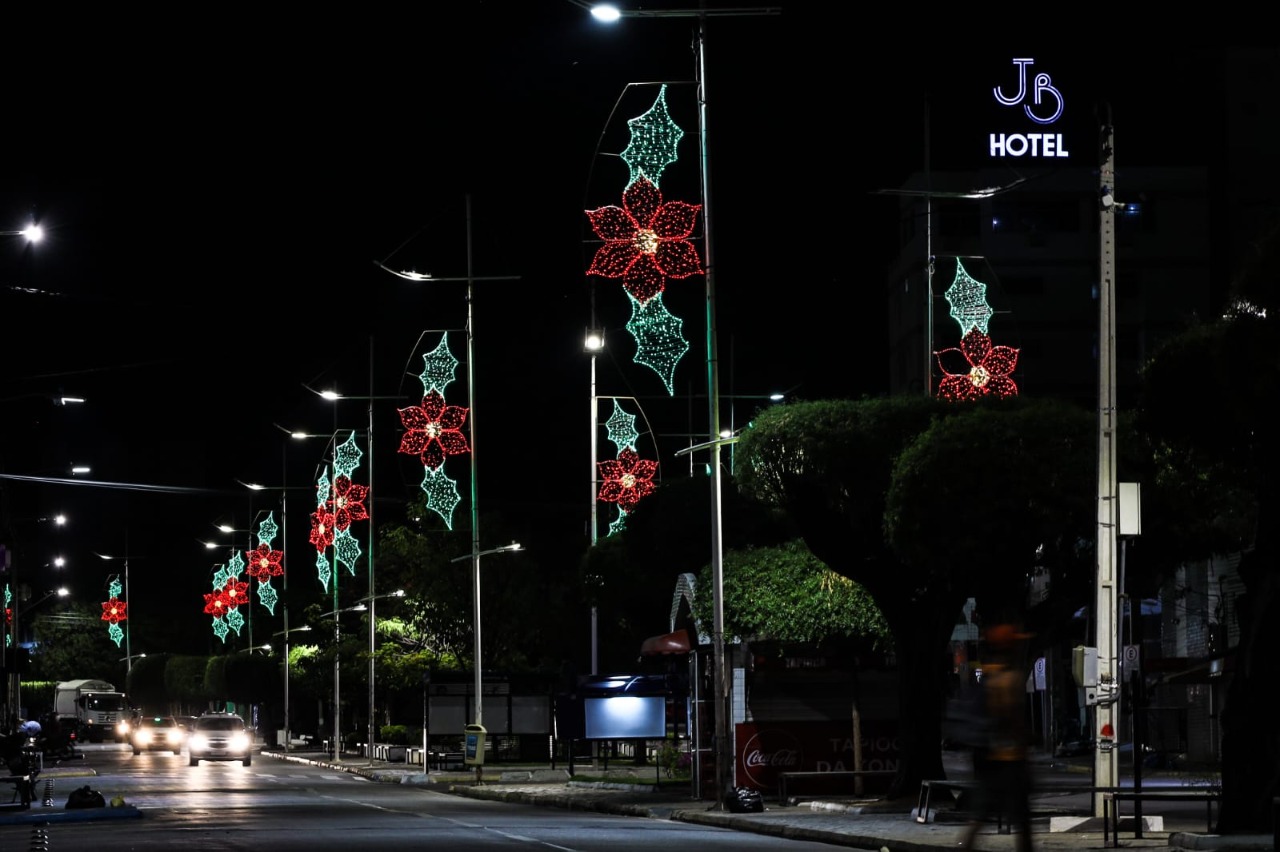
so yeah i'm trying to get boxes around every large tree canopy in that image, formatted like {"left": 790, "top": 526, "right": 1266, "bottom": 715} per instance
{"left": 735, "top": 394, "right": 1096, "bottom": 797}
{"left": 1136, "top": 218, "right": 1280, "bottom": 833}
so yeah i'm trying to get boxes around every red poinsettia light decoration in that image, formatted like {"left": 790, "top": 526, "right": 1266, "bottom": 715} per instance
{"left": 203, "top": 590, "right": 230, "bottom": 617}
{"left": 585, "top": 176, "right": 703, "bottom": 305}
{"left": 397, "top": 390, "right": 470, "bottom": 469}
{"left": 100, "top": 597, "right": 128, "bottom": 624}
{"left": 597, "top": 448, "right": 658, "bottom": 511}
{"left": 245, "top": 543, "right": 284, "bottom": 579}
{"left": 327, "top": 475, "right": 370, "bottom": 531}
{"left": 934, "top": 329, "right": 1019, "bottom": 401}
{"left": 310, "top": 507, "right": 336, "bottom": 552}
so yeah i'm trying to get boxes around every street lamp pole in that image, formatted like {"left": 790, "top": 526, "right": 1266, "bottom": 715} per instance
{"left": 579, "top": 0, "right": 781, "bottom": 810}
{"left": 93, "top": 551, "right": 134, "bottom": 672}
{"left": 451, "top": 543, "right": 522, "bottom": 730}
{"left": 585, "top": 329, "right": 605, "bottom": 674}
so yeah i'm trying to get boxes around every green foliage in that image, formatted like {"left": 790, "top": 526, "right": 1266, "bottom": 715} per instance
{"left": 27, "top": 601, "right": 124, "bottom": 684}
{"left": 165, "top": 655, "right": 212, "bottom": 709}
{"left": 655, "top": 737, "right": 691, "bottom": 779}
{"left": 691, "top": 539, "right": 890, "bottom": 648}
{"left": 379, "top": 724, "right": 410, "bottom": 745}
{"left": 126, "top": 654, "right": 171, "bottom": 712}
{"left": 19, "top": 681, "right": 56, "bottom": 719}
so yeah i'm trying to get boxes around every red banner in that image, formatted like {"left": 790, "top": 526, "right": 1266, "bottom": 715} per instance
{"left": 735, "top": 720, "right": 901, "bottom": 791}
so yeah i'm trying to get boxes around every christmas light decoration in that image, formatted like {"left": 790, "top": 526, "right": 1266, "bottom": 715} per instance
{"left": 586, "top": 175, "right": 703, "bottom": 305}
{"left": 608, "top": 508, "right": 628, "bottom": 537}
{"left": 604, "top": 399, "right": 639, "bottom": 452}
{"left": 212, "top": 616, "right": 229, "bottom": 642}
{"left": 417, "top": 333, "right": 459, "bottom": 397}
{"left": 625, "top": 291, "right": 689, "bottom": 394}
{"left": 620, "top": 84, "right": 684, "bottom": 189}
{"left": 597, "top": 447, "right": 658, "bottom": 511}
{"left": 934, "top": 329, "right": 1020, "bottom": 401}
{"left": 257, "top": 583, "right": 279, "bottom": 615}
{"left": 397, "top": 389, "right": 470, "bottom": 469}
{"left": 945, "top": 258, "right": 995, "bottom": 336}
{"left": 225, "top": 607, "right": 245, "bottom": 635}
{"left": 419, "top": 465, "right": 461, "bottom": 529}
{"left": 333, "top": 528, "right": 362, "bottom": 576}
{"left": 101, "top": 597, "right": 127, "bottom": 648}
{"left": 246, "top": 543, "right": 283, "bottom": 580}
{"left": 333, "top": 432, "right": 364, "bottom": 480}
{"left": 254, "top": 513, "right": 279, "bottom": 546}
{"left": 109, "top": 578, "right": 122, "bottom": 598}
{"left": 328, "top": 475, "right": 369, "bottom": 531}
{"left": 316, "top": 550, "right": 332, "bottom": 593}
{"left": 310, "top": 504, "right": 336, "bottom": 552}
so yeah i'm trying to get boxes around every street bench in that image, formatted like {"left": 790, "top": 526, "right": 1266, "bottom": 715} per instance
{"left": 429, "top": 751, "right": 466, "bottom": 771}
{"left": 2, "top": 773, "right": 35, "bottom": 809}
{"left": 1103, "top": 788, "right": 1221, "bottom": 847}
{"left": 777, "top": 769, "right": 896, "bottom": 805}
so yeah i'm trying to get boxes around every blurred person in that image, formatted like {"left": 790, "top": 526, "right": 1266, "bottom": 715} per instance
{"left": 959, "top": 622, "right": 1033, "bottom": 852}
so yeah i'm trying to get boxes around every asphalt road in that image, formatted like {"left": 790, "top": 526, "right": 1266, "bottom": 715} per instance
{"left": 0, "top": 743, "right": 848, "bottom": 851}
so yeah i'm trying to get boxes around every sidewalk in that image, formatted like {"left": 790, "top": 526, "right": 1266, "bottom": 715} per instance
{"left": 267, "top": 748, "right": 1273, "bottom": 852}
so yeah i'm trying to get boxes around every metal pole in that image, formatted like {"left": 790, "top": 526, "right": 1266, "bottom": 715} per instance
{"left": 1093, "top": 113, "right": 1120, "bottom": 813}
{"left": 465, "top": 195, "right": 483, "bottom": 730}
{"left": 695, "top": 14, "right": 732, "bottom": 810}
{"left": 589, "top": 348, "right": 599, "bottom": 675}
{"left": 367, "top": 338, "right": 377, "bottom": 759}
{"left": 125, "top": 560, "right": 132, "bottom": 673}
{"left": 282, "top": 444, "right": 291, "bottom": 754}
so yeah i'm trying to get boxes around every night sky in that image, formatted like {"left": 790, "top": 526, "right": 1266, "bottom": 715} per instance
{"left": 0, "top": 4, "right": 1255, "bottom": 652}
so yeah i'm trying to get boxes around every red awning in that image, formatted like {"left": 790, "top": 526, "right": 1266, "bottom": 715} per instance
{"left": 640, "top": 629, "right": 691, "bottom": 656}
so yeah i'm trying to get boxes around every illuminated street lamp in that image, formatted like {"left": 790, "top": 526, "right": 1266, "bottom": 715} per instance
{"left": 272, "top": 624, "right": 313, "bottom": 753}
{"left": 450, "top": 543, "right": 521, "bottom": 731}
{"left": 1, "top": 224, "right": 42, "bottom": 242}
{"left": 94, "top": 552, "right": 135, "bottom": 671}
{"left": 577, "top": 0, "right": 780, "bottom": 809}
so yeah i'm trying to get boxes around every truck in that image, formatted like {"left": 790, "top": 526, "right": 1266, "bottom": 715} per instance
{"left": 53, "top": 679, "right": 131, "bottom": 743}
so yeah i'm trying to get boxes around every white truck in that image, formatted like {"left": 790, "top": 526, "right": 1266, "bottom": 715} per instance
{"left": 53, "top": 678, "right": 130, "bottom": 743}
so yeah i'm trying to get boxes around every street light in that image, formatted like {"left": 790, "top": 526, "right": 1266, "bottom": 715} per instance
{"left": 272, "top": 624, "right": 313, "bottom": 753}
{"left": 118, "top": 652, "right": 146, "bottom": 665}
{"left": 585, "top": 328, "right": 605, "bottom": 675}
{"left": 578, "top": 0, "right": 780, "bottom": 810}
{"left": 93, "top": 552, "right": 135, "bottom": 672}
{"left": 238, "top": 643, "right": 272, "bottom": 654}
{"left": 1, "top": 224, "right": 42, "bottom": 242}
{"left": 450, "top": 543, "right": 522, "bottom": 732}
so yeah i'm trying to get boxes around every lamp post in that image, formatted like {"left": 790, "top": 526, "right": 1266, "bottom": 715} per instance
{"left": 93, "top": 552, "right": 134, "bottom": 672}
{"left": 579, "top": 0, "right": 780, "bottom": 809}
{"left": 310, "top": 360, "right": 402, "bottom": 769}
{"left": 376, "top": 196, "right": 521, "bottom": 725}
{"left": 450, "top": 543, "right": 522, "bottom": 731}
{"left": 585, "top": 328, "right": 605, "bottom": 675}
{"left": 271, "top": 624, "right": 312, "bottom": 753}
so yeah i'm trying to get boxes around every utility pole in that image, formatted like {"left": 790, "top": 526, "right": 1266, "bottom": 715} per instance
{"left": 1093, "top": 110, "right": 1120, "bottom": 813}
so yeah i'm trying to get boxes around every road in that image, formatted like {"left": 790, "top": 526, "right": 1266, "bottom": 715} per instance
{"left": 1, "top": 743, "right": 848, "bottom": 851}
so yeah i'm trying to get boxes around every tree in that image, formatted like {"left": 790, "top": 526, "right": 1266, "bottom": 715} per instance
{"left": 1136, "top": 218, "right": 1280, "bottom": 833}
{"left": 735, "top": 395, "right": 1096, "bottom": 797}
{"left": 689, "top": 539, "right": 889, "bottom": 649}
{"left": 28, "top": 602, "right": 123, "bottom": 683}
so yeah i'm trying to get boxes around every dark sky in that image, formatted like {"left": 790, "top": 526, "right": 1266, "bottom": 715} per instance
{"left": 0, "top": 4, "right": 1254, "bottom": 651}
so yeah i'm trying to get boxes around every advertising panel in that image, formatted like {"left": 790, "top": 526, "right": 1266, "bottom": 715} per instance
{"left": 735, "top": 720, "right": 901, "bottom": 792}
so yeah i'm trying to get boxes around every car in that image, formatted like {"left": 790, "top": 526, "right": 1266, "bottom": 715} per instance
{"left": 175, "top": 715, "right": 199, "bottom": 734}
{"left": 130, "top": 715, "right": 185, "bottom": 755}
{"left": 187, "top": 712, "right": 252, "bottom": 766}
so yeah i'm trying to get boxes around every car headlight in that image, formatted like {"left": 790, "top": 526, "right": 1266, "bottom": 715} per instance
{"left": 189, "top": 734, "right": 210, "bottom": 750}
{"left": 136, "top": 730, "right": 154, "bottom": 745}
{"left": 166, "top": 730, "right": 184, "bottom": 745}
{"left": 229, "top": 732, "right": 250, "bottom": 751}
{"left": 117, "top": 721, "right": 131, "bottom": 736}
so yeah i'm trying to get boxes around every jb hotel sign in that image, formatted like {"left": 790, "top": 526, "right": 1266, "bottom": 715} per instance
{"left": 989, "top": 57, "right": 1069, "bottom": 159}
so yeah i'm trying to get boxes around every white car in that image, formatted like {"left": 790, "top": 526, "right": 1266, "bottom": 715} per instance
{"left": 188, "top": 713, "right": 252, "bottom": 766}
{"left": 130, "top": 715, "right": 185, "bottom": 755}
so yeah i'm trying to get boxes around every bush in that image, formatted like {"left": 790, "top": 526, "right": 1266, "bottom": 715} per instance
{"left": 380, "top": 724, "right": 410, "bottom": 745}
{"left": 656, "top": 738, "right": 691, "bottom": 779}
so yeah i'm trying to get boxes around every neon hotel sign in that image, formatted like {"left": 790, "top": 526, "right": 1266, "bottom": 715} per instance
{"left": 990, "top": 58, "right": 1068, "bottom": 159}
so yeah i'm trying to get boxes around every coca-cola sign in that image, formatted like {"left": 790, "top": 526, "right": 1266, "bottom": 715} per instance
{"left": 736, "top": 721, "right": 901, "bottom": 791}
{"left": 740, "top": 729, "right": 804, "bottom": 789}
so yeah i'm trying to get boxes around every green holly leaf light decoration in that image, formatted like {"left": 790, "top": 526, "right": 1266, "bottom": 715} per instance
{"left": 945, "top": 258, "right": 994, "bottom": 336}
{"left": 108, "top": 578, "right": 122, "bottom": 598}
{"left": 333, "top": 432, "right": 364, "bottom": 480}
{"left": 334, "top": 528, "right": 362, "bottom": 575}
{"left": 604, "top": 399, "right": 639, "bottom": 453}
{"left": 108, "top": 622, "right": 124, "bottom": 647}
{"left": 225, "top": 607, "right": 245, "bottom": 635}
{"left": 626, "top": 292, "right": 688, "bottom": 395}
{"left": 316, "top": 550, "right": 332, "bottom": 593}
{"left": 256, "top": 512, "right": 279, "bottom": 546}
{"left": 418, "top": 333, "right": 459, "bottom": 397}
{"left": 419, "top": 465, "right": 461, "bottom": 529}
{"left": 608, "top": 508, "right": 628, "bottom": 537}
{"left": 620, "top": 84, "right": 684, "bottom": 189}
{"left": 212, "top": 617, "right": 229, "bottom": 642}
{"left": 212, "top": 562, "right": 235, "bottom": 590}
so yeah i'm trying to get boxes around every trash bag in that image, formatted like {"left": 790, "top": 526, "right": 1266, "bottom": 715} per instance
{"left": 728, "top": 786, "right": 764, "bottom": 813}
{"left": 66, "top": 785, "right": 107, "bottom": 809}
